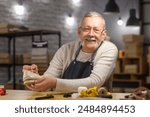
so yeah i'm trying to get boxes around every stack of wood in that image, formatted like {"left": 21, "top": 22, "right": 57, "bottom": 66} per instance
{"left": 0, "top": 23, "right": 28, "bottom": 33}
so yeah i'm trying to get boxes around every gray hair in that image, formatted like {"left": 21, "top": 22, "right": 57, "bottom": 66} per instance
{"left": 79, "top": 11, "right": 106, "bottom": 29}
{"left": 84, "top": 11, "right": 103, "bottom": 17}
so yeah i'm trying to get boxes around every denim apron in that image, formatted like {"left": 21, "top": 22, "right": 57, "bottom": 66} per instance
{"left": 62, "top": 41, "right": 103, "bottom": 79}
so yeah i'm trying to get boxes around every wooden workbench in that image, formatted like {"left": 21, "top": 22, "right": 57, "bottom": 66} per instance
{"left": 0, "top": 90, "right": 129, "bottom": 100}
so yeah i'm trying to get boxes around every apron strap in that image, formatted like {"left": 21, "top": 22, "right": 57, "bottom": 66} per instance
{"left": 74, "top": 44, "right": 82, "bottom": 62}
{"left": 90, "top": 41, "right": 103, "bottom": 63}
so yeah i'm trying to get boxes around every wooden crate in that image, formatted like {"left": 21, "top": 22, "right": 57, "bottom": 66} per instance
{"left": 122, "top": 57, "right": 147, "bottom": 74}
{"left": 123, "top": 34, "right": 144, "bottom": 43}
{"left": 124, "top": 64, "right": 138, "bottom": 74}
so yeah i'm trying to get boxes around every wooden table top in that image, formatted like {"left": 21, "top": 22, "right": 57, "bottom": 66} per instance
{"left": 0, "top": 90, "right": 129, "bottom": 100}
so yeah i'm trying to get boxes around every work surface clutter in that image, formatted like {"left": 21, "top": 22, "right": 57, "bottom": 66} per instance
{"left": 0, "top": 86, "right": 150, "bottom": 100}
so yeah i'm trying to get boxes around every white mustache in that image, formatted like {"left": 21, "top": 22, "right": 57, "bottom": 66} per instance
{"left": 85, "top": 37, "right": 96, "bottom": 41}
{"left": 81, "top": 37, "right": 101, "bottom": 47}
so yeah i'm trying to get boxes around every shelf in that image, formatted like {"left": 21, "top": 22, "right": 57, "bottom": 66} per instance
{"left": 113, "top": 79, "right": 143, "bottom": 88}
{"left": 0, "top": 30, "right": 61, "bottom": 89}
{"left": 113, "top": 56, "right": 147, "bottom": 90}
{"left": 115, "top": 56, "right": 147, "bottom": 74}
{"left": 114, "top": 73, "right": 145, "bottom": 75}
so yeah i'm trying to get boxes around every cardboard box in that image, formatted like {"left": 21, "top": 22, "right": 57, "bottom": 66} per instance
{"left": 124, "top": 43, "right": 143, "bottom": 48}
{"left": 123, "top": 34, "right": 144, "bottom": 43}
{"left": 124, "top": 64, "right": 138, "bottom": 74}
{"left": 125, "top": 51, "right": 143, "bottom": 58}
{"left": 124, "top": 45, "right": 143, "bottom": 57}
{"left": 124, "top": 46, "right": 143, "bottom": 53}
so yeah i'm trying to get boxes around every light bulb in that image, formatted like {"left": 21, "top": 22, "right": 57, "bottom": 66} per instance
{"left": 14, "top": 4, "right": 25, "bottom": 15}
{"left": 72, "top": 0, "right": 81, "bottom": 5}
{"left": 66, "top": 15, "right": 75, "bottom": 26}
{"left": 117, "top": 17, "right": 123, "bottom": 26}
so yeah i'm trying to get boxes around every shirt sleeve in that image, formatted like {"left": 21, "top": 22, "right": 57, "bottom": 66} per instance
{"left": 44, "top": 46, "right": 64, "bottom": 78}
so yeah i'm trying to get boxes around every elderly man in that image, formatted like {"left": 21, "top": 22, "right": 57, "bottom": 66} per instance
{"left": 23, "top": 11, "right": 118, "bottom": 92}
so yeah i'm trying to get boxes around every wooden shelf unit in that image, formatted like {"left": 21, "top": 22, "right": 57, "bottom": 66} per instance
{"left": 0, "top": 30, "right": 61, "bottom": 89}
{"left": 112, "top": 56, "right": 148, "bottom": 92}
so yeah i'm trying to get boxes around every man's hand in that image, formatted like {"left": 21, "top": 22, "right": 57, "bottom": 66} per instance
{"left": 23, "top": 64, "right": 38, "bottom": 73}
{"left": 26, "top": 75, "right": 57, "bottom": 92}
{"left": 23, "top": 71, "right": 41, "bottom": 86}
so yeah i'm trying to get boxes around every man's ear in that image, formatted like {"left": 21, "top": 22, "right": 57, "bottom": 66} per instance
{"left": 101, "top": 30, "right": 107, "bottom": 40}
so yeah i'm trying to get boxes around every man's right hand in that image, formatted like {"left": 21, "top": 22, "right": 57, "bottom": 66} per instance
{"left": 22, "top": 64, "right": 38, "bottom": 73}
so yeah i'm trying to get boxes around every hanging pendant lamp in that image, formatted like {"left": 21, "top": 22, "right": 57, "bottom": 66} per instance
{"left": 126, "top": 8, "right": 140, "bottom": 26}
{"left": 104, "top": 0, "right": 120, "bottom": 14}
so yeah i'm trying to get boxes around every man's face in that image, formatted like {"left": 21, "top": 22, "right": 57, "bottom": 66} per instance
{"left": 78, "top": 16, "right": 106, "bottom": 52}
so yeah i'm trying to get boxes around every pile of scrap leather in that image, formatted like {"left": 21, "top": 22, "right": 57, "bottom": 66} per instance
{"left": 122, "top": 87, "right": 150, "bottom": 100}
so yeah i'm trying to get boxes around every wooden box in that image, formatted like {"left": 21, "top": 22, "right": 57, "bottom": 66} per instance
{"left": 123, "top": 34, "right": 144, "bottom": 43}
{"left": 124, "top": 64, "right": 138, "bottom": 74}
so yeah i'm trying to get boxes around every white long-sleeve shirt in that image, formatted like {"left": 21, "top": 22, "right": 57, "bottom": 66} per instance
{"left": 44, "top": 40, "right": 118, "bottom": 92}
